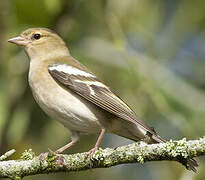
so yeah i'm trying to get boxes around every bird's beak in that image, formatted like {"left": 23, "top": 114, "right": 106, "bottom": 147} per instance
{"left": 8, "top": 36, "right": 29, "bottom": 47}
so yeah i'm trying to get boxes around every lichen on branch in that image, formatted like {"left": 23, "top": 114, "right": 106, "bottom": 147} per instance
{"left": 0, "top": 137, "right": 204, "bottom": 179}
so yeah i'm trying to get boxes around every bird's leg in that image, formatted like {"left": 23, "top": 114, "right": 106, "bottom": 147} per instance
{"left": 39, "top": 132, "right": 79, "bottom": 166}
{"left": 55, "top": 131, "right": 79, "bottom": 154}
{"left": 87, "top": 129, "right": 105, "bottom": 158}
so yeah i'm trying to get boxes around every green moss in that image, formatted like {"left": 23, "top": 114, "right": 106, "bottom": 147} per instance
{"left": 165, "top": 138, "right": 189, "bottom": 158}
{"left": 21, "top": 149, "right": 35, "bottom": 160}
{"left": 136, "top": 144, "right": 145, "bottom": 163}
{"left": 137, "top": 154, "right": 144, "bottom": 163}
{"left": 46, "top": 155, "right": 58, "bottom": 170}
{"left": 92, "top": 148, "right": 104, "bottom": 161}
{"left": 13, "top": 175, "right": 22, "bottom": 180}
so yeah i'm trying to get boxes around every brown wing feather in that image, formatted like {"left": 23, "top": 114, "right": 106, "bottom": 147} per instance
{"left": 48, "top": 66, "right": 157, "bottom": 135}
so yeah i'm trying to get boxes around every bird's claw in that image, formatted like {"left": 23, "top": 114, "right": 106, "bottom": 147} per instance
{"left": 38, "top": 148, "right": 57, "bottom": 161}
{"left": 86, "top": 146, "right": 99, "bottom": 168}
{"left": 39, "top": 152, "right": 49, "bottom": 162}
{"left": 48, "top": 148, "right": 58, "bottom": 156}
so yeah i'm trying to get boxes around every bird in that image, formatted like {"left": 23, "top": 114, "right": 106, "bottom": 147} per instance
{"left": 8, "top": 28, "right": 197, "bottom": 171}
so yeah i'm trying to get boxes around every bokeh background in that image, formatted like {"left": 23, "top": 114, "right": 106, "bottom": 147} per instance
{"left": 0, "top": 0, "right": 205, "bottom": 179}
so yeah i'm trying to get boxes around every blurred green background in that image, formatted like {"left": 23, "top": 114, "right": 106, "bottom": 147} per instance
{"left": 0, "top": 0, "right": 205, "bottom": 179}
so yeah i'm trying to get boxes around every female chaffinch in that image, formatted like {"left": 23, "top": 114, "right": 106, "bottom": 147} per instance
{"left": 8, "top": 28, "right": 197, "bottom": 171}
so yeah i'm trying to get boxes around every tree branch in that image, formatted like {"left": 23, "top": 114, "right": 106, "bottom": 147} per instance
{"left": 0, "top": 137, "right": 204, "bottom": 179}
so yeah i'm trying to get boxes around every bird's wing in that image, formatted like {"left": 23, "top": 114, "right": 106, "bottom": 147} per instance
{"left": 48, "top": 63, "right": 157, "bottom": 135}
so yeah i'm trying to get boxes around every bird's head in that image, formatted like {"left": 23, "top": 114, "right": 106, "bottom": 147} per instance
{"left": 8, "top": 28, "right": 70, "bottom": 60}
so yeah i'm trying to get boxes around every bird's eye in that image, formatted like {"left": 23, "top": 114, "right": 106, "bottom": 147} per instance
{"left": 33, "top": 33, "right": 41, "bottom": 40}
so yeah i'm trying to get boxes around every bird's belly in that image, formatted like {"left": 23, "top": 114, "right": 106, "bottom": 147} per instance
{"left": 29, "top": 74, "right": 102, "bottom": 134}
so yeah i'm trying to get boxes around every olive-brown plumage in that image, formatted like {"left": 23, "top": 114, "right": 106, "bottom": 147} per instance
{"left": 8, "top": 28, "right": 198, "bottom": 171}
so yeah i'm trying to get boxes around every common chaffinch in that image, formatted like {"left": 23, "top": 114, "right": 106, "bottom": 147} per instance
{"left": 8, "top": 28, "right": 197, "bottom": 171}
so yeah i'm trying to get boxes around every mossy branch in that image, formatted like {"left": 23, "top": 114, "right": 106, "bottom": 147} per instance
{"left": 0, "top": 137, "right": 204, "bottom": 179}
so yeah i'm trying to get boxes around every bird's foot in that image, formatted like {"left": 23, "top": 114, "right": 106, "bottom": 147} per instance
{"left": 86, "top": 147, "right": 98, "bottom": 168}
{"left": 48, "top": 148, "right": 57, "bottom": 155}
{"left": 38, "top": 149, "right": 65, "bottom": 166}
{"left": 38, "top": 148, "right": 58, "bottom": 161}
{"left": 39, "top": 152, "right": 49, "bottom": 161}
{"left": 86, "top": 146, "right": 99, "bottom": 167}
{"left": 86, "top": 146, "right": 98, "bottom": 160}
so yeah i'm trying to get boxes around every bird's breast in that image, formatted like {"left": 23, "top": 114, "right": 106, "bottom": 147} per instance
{"left": 28, "top": 62, "right": 102, "bottom": 134}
